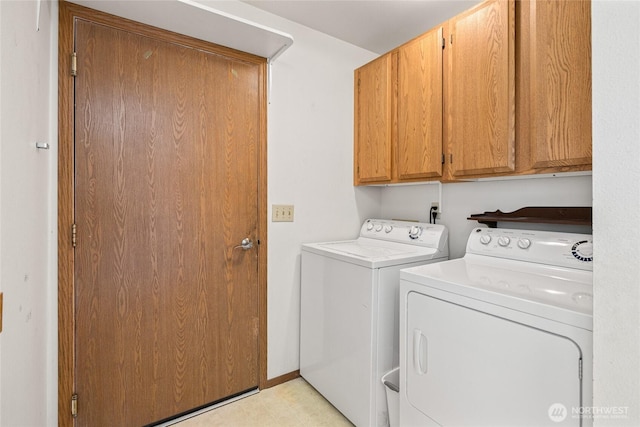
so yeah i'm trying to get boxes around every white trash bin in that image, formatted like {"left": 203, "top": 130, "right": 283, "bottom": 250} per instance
{"left": 381, "top": 367, "right": 400, "bottom": 427}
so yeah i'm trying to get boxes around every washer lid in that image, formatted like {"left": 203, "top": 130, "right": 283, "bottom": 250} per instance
{"left": 400, "top": 254, "right": 593, "bottom": 330}
{"left": 302, "top": 238, "right": 446, "bottom": 268}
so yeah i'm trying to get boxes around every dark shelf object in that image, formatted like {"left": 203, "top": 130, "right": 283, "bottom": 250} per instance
{"left": 467, "top": 207, "right": 592, "bottom": 228}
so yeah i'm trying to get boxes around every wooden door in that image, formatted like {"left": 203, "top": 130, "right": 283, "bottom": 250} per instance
{"left": 524, "top": 0, "right": 592, "bottom": 170}
{"left": 447, "top": 0, "right": 515, "bottom": 178}
{"left": 397, "top": 27, "right": 444, "bottom": 181}
{"left": 354, "top": 53, "right": 395, "bottom": 184}
{"left": 67, "top": 11, "right": 263, "bottom": 426}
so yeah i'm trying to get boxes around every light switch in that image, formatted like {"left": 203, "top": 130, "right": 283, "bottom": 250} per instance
{"left": 272, "top": 205, "right": 294, "bottom": 222}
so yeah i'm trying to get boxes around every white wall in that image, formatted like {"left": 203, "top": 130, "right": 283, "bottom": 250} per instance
{"left": 380, "top": 175, "right": 593, "bottom": 259}
{"left": 267, "top": 39, "right": 382, "bottom": 376}
{"left": 0, "top": 1, "right": 57, "bottom": 426}
{"left": 592, "top": 1, "right": 640, "bottom": 425}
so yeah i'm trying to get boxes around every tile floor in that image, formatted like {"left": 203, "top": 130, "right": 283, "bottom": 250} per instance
{"left": 172, "top": 378, "right": 354, "bottom": 427}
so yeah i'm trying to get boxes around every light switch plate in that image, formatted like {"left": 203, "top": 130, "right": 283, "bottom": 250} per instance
{"left": 272, "top": 205, "right": 294, "bottom": 222}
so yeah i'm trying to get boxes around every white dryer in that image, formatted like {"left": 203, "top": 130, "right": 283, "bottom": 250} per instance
{"left": 399, "top": 227, "right": 593, "bottom": 427}
{"left": 301, "top": 219, "right": 448, "bottom": 427}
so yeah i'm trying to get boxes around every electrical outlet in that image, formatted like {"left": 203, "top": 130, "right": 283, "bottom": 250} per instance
{"left": 272, "top": 204, "right": 294, "bottom": 222}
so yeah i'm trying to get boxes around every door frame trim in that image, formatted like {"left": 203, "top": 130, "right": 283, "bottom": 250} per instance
{"left": 57, "top": 3, "right": 269, "bottom": 425}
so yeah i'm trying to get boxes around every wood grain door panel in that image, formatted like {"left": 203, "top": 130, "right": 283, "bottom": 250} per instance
{"left": 354, "top": 53, "right": 394, "bottom": 184}
{"left": 74, "top": 18, "right": 259, "bottom": 426}
{"left": 529, "top": 0, "right": 592, "bottom": 169}
{"left": 397, "top": 26, "right": 444, "bottom": 180}
{"left": 448, "top": 0, "right": 515, "bottom": 177}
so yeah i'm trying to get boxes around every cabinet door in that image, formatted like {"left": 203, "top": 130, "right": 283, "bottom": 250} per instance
{"left": 525, "top": 0, "right": 592, "bottom": 170}
{"left": 397, "top": 27, "right": 444, "bottom": 180}
{"left": 354, "top": 53, "right": 394, "bottom": 184}
{"left": 447, "top": 0, "right": 515, "bottom": 177}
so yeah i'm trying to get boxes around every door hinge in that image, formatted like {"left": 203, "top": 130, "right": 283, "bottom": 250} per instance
{"left": 71, "top": 223, "right": 77, "bottom": 248}
{"left": 71, "top": 394, "right": 78, "bottom": 418}
{"left": 578, "top": 358, "right": 583, "bottom": 380}
{"left": 71, "top": 52, "right": 77, "bottom": 76}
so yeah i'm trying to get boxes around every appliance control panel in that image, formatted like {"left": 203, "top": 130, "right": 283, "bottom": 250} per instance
{"left": 467, "top": 227, "right": 593, "bottom": 270}
{"left": 360, "top": 219, "right": 448, "bottom": 249}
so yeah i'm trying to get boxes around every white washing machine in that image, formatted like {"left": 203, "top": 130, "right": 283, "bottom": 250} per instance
{"left": 301, "top": 219, "right": 449, "bottom": 427}
{"left": 399, "top": 227, "right": 593, "bottom": 427}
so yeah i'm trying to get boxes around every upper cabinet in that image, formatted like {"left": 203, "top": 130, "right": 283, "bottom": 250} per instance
{"left": 446, "top": 0, "right": 515, "bottom": 179}
{"left": 354, "top": 53, "right": 394, "bottom": 184}
{"left": 354, "top": 0, "right": 592, "bottom": 185}
{"left": 517, "top": 0, "right": 592, "bottom": 173}
{"left": 354, "top": 26, "right": 445, "bottom": 185}
{"left": 397, "top": 26, "right": 445, "bottom": 181}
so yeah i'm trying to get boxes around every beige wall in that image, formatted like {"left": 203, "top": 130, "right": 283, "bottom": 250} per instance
{"left": 593, "top": 1, "right": 640, "bottom": 425}
{"left": 0, "top": 1, "right": 58, "bottom": 426}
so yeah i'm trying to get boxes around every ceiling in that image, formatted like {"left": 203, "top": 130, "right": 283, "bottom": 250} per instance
{"left": 241, "top": 0, "right": 480, "bottom": 54}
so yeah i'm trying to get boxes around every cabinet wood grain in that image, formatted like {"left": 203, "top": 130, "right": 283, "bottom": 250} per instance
{"left": 519, "top": 0, "right": 592, "bottom": 172}
{"left": 447, "top": 0, "right": 516, "bottom": 178}
{"left": 353, "top": 0, "right": 591, "bottom": 185}
{"left": 397, "top": 27, "right": 444, "bottom": 180}
{"left": 354, "top": 54, "right": 395, "bottom": 184}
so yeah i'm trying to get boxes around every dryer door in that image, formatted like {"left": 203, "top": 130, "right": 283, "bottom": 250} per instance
{"left": 406, "top": 291, "right": 583, "bottom": 426}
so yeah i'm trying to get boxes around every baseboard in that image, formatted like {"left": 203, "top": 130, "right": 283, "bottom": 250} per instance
{"left": 263, "top": 370, "right": 300, "bottom": 389}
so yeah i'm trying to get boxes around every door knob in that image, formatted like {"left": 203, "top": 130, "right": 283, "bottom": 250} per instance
{"left": 234, "top": 238, "right": 254, "bottom": 250}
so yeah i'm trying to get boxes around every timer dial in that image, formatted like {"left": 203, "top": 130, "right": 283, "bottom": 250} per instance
{"left": 409, "top": 226, "right": 422, "bottom": 240}
{"left": 517, "top": 239, "right": 531, "bottom": 249}
{"left": 571, "top": 240, "right": 593, "bottom": 262}
{"left": 479, "top": 235, "right": 492, "bottom": 245}
{"left": 497, "top": 236, "right": 511, "bottom": 247}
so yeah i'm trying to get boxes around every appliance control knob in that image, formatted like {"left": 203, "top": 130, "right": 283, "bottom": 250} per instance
{"left": 409, "top": 226, "right": 422, "bottom": 240}
{"left": 497, "top": 236, "right": 511, "bottom": 247}
{"left": 375, "top": 224, "right": 383, "bottom": 232}
{"left": 479, "top": 235, "right": 492, "bottom": 245}
{"left": 571, "top": 240, "right": 593, "bottom": 262}
{"left": 366, "top": 222, "right": 374, "bottom": 231}
{"left": 517, "top": 238, "right": 531, "bottom": 249}
{"left": 384, "top": 225, "right": 393, "bottom": 233}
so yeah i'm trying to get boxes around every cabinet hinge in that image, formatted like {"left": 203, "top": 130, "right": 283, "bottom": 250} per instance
{"left": 442, "top": 37, "right": 445, "bottom": 49}
{"left": 578, "top": 358, "right": 583, "bottom": 380}
{"left": 71, "top": 52, "right": 77, "bottom": 76}
{"left": 441, "top": 154, "right": 445, "bottom": 165}
{"left": 71, "top": 223, "right": 77, "bottom": 248}
{"left": 71, "top": 394, "right": 78, "bottom": 418}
